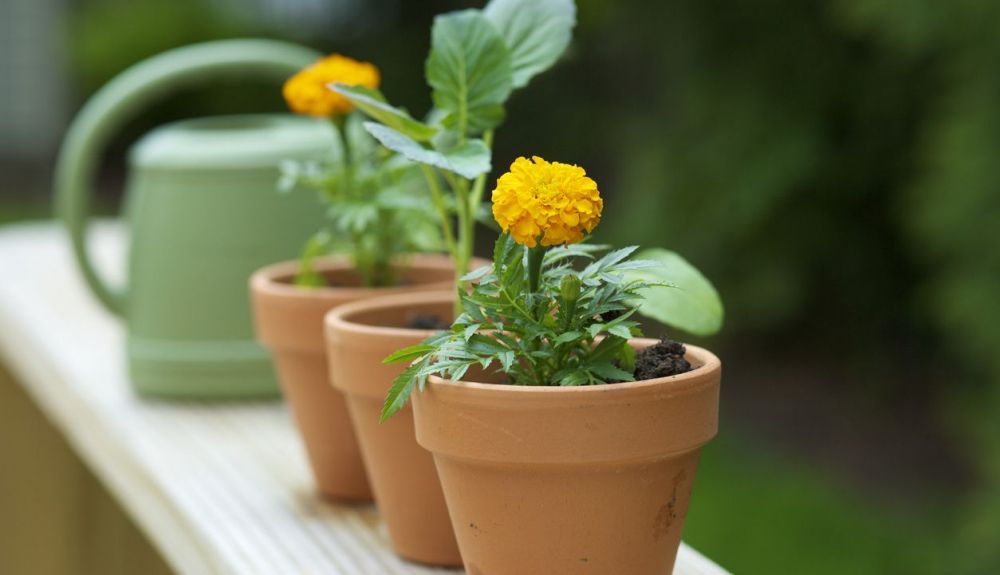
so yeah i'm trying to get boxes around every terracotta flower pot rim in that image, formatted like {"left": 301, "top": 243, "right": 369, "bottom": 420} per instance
{"left": 250, "top": 253, "right": 459, "bottom": 302}
{"left": 325, "top": 289, "right": 458, "bottom": 341}
{"left": 423, "top": 341, "right": 720, "bottom": 405}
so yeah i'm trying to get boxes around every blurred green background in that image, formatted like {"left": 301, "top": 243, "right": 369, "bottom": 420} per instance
{"left": 2, "top": 0, "right": 999, "bottom": 573}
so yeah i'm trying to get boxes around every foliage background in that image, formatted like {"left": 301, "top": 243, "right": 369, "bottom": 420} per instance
{"left": 3, "top": 0, "right": 999, "bottom": 572}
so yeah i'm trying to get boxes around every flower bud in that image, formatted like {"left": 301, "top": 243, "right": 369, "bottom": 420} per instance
{"left": 560, "top": 274, "right": 581, "bottom": 305}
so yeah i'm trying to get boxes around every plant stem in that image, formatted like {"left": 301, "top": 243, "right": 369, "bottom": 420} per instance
{"left": 419, "top": 165, "right": 457, "bottom": 258}
{"left": 527, "top": 245, "right": 546, "bottom": 297}
{"left": 332, "top": 116, "right": 351, "bottom": 167}
{"left": 468, "top": 130, "right": 494, "bottom": 210}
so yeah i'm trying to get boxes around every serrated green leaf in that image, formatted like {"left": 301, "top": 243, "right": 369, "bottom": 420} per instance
{"left": 426, "top": 10, "right": 513, "bottom": 133}
{"left": 484, "top": 0, "right": 576, "bottom": 89}
{"left": 625, "top": 248, "right": 724, "bottom": 336}
{"left": 558, "top": 370, "right": 589, "bottom": 386}
{"left": 332, "top": 84, "right": 437, "bottom": 142}
{"left": 461, "top": 263, "right": 493, "bottom": 282}
{"left": 588, "top": 361, "right": 634, "bottom": 382}
{"left": 608, "top": 324, "right": 633, "bottom": 339}
{"left": 587, "top": 323, "right": 605, "bottom": 339}
{"left": 590, "top": 335, "right": 627, "bottom": 363}
{"left": 618, "top": 343, "right": 636, "bottom": 373}
{"left": 553, "top": 331, "right": 583, "bottom": 344}
{"left": 383, "top": 344, "right": 435, "bottom": 364}
{"left": 462, "top": 323, "right": 481, "bottom": 341}
{"left": 499, "top": 350, "right": 515, "bottom": 371}
{"left": 364, "top": 123, "right": 491, "bottom": 179}
{"left": 381, "top": 362, "right": 422, "bottom": 421}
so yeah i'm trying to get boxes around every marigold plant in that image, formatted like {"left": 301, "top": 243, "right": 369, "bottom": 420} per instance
{"left": 381, "top": 157, "right": 675, "bottom": 419}
{"left": 330, "top": 0, "right": 579, "bottom": 307}
{"left": 280, "top": 55, "right": 440, "bottom": 287}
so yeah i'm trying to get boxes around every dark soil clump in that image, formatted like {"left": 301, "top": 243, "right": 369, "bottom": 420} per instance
{"left": 406, "top": 313, "right": 451, "bottom": 330}
{"left": 634, "top": 338, "right": 692, "bottom": 380}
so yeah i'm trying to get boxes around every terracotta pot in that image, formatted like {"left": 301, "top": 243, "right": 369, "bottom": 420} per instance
{"left": 413, "top": 341, "right": 721, "bottom": 575}
{"left": 250, "top": 255, "right": 459, "bottom": 501}
{"left": 324, "top": 291, "right": 466, "bottom": 566}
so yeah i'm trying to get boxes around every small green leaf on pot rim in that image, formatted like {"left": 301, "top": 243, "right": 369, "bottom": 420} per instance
{"left": 625, "top": 248, "right": 724, "bottom": 337}
{"left": 382, "top": 362, "right": 421, "bottom": 421}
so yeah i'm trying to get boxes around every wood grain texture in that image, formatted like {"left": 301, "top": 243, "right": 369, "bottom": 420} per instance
{"left": 0, "top": 221, "right": 730, "bottom": 575}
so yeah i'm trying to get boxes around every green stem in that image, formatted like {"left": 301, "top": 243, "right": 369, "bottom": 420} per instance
{"left": 468, "top": 130, "right": 494, "bottom": 210}
{"left": 454, "top": 178, "right": 472, "bottom": 280}
{"left": 419, "top": 166, "right": 457, "bottom": 258}
{"left": 452, "top": 178, "right": 474, "bottom": 320}
{"left": 332, "top": 116, "right": 351, "bottom": 167}
{"left": 527, "top": 244, "right": 546, "bottom": 296}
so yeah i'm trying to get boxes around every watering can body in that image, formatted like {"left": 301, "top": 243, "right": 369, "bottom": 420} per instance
{"left": 55, "top": 40, "right": 332, "bottom": 398}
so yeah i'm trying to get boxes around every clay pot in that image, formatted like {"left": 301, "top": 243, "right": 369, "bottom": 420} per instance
{"left": 324, "top": 291, "right": 464, "bottom": 566}
{"left": 250, "top": 255, "right": 459, "bottom": 501}
{"left": 412, "top": 341, "right": 721, "bottom": 575}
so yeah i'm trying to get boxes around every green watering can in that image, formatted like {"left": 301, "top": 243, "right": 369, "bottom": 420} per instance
{"left": 55, "top": 39, "right": 332, "bottom": 399}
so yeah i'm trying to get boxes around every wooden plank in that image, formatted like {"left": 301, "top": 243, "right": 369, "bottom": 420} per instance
{"left": 0, "top": 221, "right": 730, "bottom": 575}
{"left": 0, "top": 366, "right": 174, "bottom": 575}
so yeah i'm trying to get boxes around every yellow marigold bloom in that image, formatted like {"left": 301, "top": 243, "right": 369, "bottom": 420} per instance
{"left": 492, "top": 156, "right": 603, "bottom": 247}
{"left": 282, "top": 54, "right": 380, "bottom": 118}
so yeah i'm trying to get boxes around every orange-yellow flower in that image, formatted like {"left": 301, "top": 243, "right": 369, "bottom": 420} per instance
{"left": 282, "top": 54, "right": 380, "bottom": 117}
{"left": 491, "top": 156, "right": 603, "bottom": 247}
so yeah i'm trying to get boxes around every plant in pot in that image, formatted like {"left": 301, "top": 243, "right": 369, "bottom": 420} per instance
{"left": 383, "top": 155, "right": 724, "bottom": 575}
{"left": 250, "top": 53, "right": 452, "bottom": 501}
{"left": 323, "top": 0, "right": 577, "bottom": 565}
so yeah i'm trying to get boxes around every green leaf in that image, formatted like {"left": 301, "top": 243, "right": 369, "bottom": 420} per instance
{"left": 426, "top": 10, "right": 513, "bottom": 133}
{"left": 608, "top": 324, "right": 633, "bottom": 340}
{"left": 558, "top": 370, "right": 589, "bottom": 386}
{"left": 553, "top": 331, "right": 583, "bottom": 344}
{"left": 590, "top": 335, "right": 627, "bottom": 363}
{"left": 462, "top": 323, "right": 481, "bottom": 341}
{"left": 461, "top": 263, "right": 493, "bottom": 282}
{"left": 588, "top": 361, "right": 634, "bottom": 382}
{"left": 331, "top": 84, "right": 438, "bottom": 142}
{"left": 618, "top": 343, "right": 636, "bottom": 373}
{"left": 383, "top": 344, "right": 435, "bottom": 364}
{"left": 381, "top": 362, "right": 422, "bottom": 422}
{"left": 294, "top": 230, "right": 332, "bottom": 287}
{"left": 484, "top": 0, "right": 576, "bottom": 89}
{"left": 587, "top": 323, "right": 605, "bottom": 339}
{"left": 625, "top": 248, "right": 724, "bottom": 336}
{"left": 364, "top": 123, "right": 491, "bottom": 179}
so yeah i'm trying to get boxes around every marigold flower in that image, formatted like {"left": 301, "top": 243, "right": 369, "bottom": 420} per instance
{"left": 491, "top": 156, "right": 603, "bottom": 247}
{"left": 282, "top": 54, "right": 380, "bottom": 117}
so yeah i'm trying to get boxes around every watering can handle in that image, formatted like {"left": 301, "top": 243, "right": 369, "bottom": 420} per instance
{"left": 54, "top": 39, "right": 320, "bottom": 316}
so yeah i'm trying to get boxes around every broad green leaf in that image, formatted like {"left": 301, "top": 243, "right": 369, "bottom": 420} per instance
{"left": 364, "top": 123, "right": 491, "bottom": 179}
{"left": 426, "top": 10, "right": 513, "bottom": 133}
{"left": 626, "top": 248, "right": 724, "bottom": 336}
{"left": 331, "top": 84, "right": 438, "bottom": 142}
{"left": 484, "top": 0, "right": 576, "bottom": 89}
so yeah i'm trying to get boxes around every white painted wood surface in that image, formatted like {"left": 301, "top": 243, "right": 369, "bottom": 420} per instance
{"left": 0, "top": 221, "right": 730, "bottom": 575}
